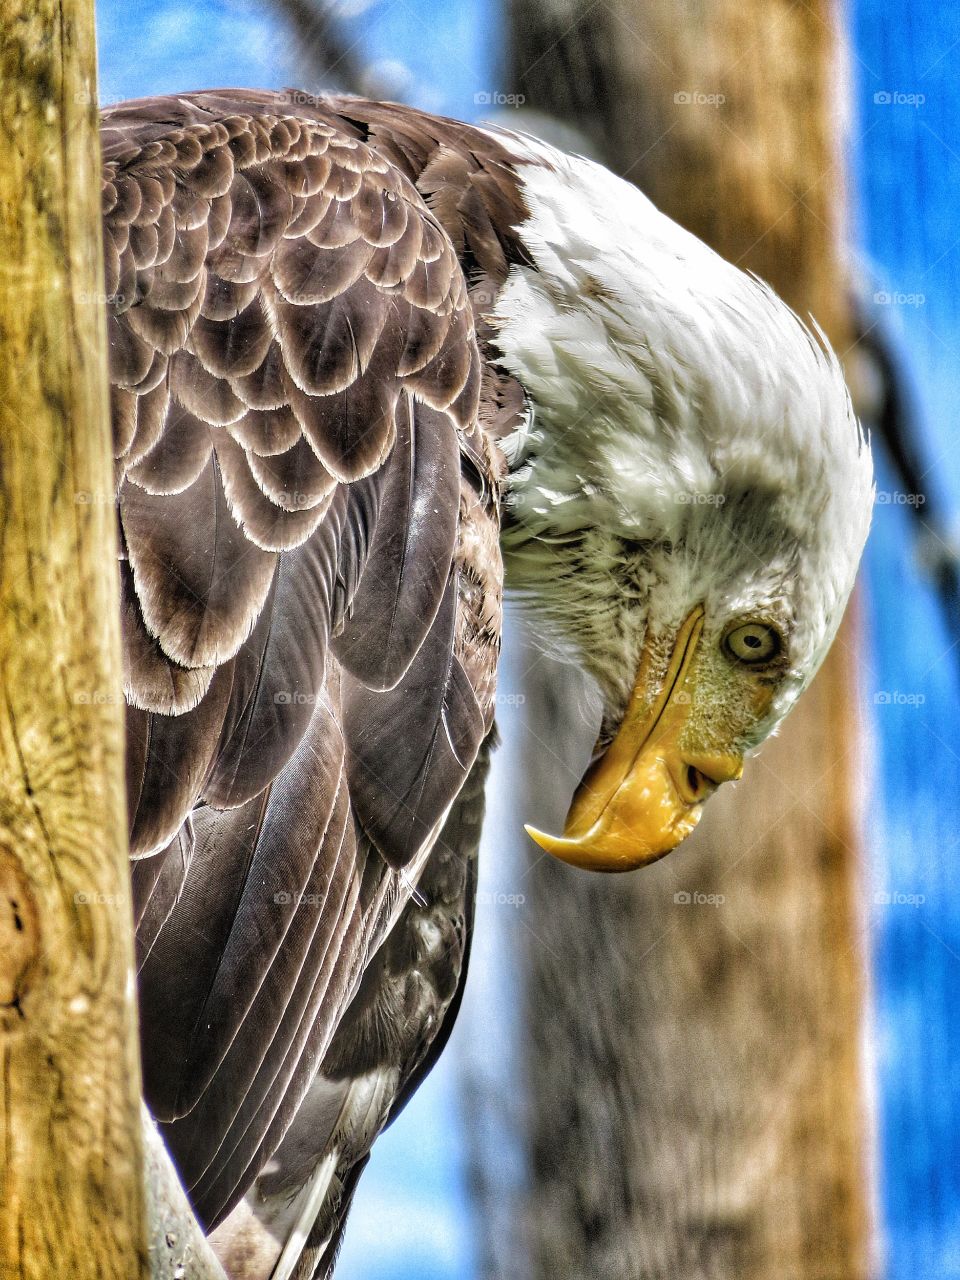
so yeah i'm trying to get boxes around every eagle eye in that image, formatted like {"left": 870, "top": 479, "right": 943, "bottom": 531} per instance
{"left": 722, "top": 621, "right": 782, "bottom": 665}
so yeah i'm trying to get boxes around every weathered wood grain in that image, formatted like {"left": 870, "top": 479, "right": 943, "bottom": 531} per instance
{"left": 0, "top": 4, "right": 148, "bottom": 1276}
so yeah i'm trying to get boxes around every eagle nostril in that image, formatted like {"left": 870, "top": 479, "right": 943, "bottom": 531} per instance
{"left": 681, "top": 752, "right": 744, "bottom": 793}
{"left": 686, "top": 764, "right": 708, "bottom": 799}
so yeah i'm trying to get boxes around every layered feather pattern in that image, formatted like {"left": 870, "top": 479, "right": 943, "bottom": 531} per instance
{"left": 100, "top": 92, "right": 521, "bottom": 1239}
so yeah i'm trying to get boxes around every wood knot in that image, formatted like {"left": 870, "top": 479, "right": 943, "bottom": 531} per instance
{"left": 0, "top": 845, "right": 40, "bottom": 1026}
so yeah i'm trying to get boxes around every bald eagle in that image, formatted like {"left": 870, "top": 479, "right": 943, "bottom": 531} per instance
{"left": 102, "top": 91, "right": 872, "bottom": 1277}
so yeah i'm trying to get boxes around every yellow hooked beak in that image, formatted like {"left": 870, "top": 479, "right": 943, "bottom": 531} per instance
{"left": 525, "top": 607, "right": 743, "bottom": 873}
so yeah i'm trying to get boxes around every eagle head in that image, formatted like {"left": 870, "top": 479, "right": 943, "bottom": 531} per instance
{"left": 491, "top": 141, "right": 874, "bottom": 872}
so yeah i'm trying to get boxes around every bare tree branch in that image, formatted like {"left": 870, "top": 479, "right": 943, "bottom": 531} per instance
{"left": 266, "top": 0, "right": 367, "bottom": 94}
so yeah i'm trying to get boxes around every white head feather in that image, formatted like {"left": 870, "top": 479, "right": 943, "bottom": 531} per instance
{"left": 488, "top": 136, "right": 874, "bottom": 744}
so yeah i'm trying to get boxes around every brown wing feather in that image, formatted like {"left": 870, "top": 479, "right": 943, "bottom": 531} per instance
{"left": 102, "top": 93, "right": 505, "bottom": 1228}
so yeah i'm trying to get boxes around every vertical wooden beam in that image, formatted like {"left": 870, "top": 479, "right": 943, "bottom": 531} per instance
{"left": 0, "top": 5, "right": 148, "bottom": 1277}
{"left": 509, "top": 2, "right": 872, "bottom": 1276}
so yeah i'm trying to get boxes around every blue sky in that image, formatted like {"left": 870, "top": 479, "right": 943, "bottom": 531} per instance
{"left": 96, "top": 0, "right": 499, "bottom": 120}
{"left": 852, "top": 3, "right": 960, "bottom": 1275}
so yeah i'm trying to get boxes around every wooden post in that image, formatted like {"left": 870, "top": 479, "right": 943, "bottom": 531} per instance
{"left": 0, "top": 4, "right": 149, "bottom": 1277}
{"left": 508, "top": 2, "right": 872, "bottom": 1277}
